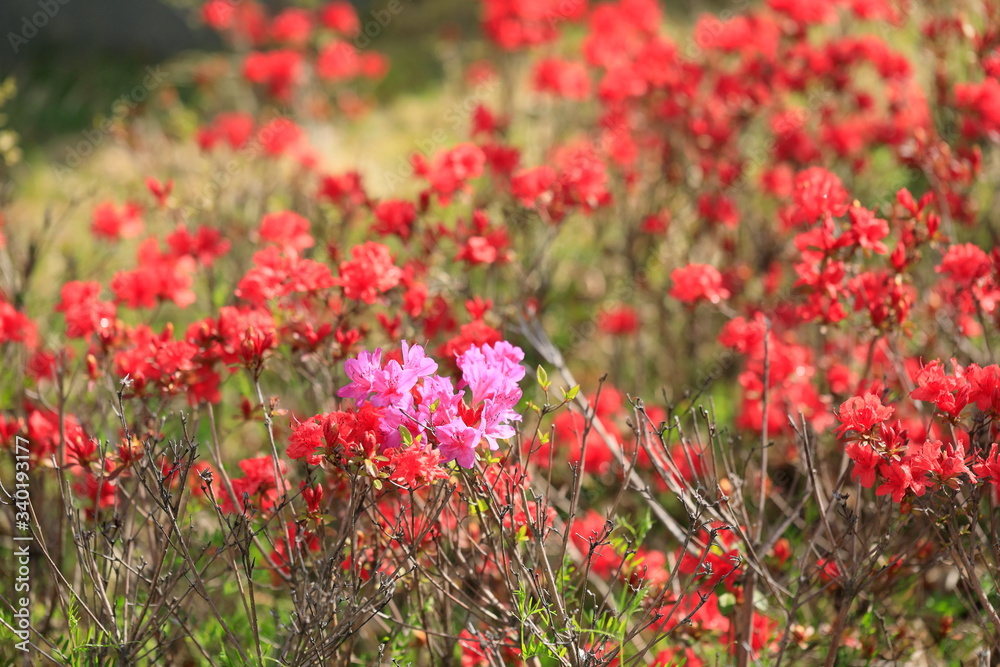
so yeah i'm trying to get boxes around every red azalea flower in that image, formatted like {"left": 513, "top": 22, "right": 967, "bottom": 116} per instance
{"left": 372, "top": 200, "right": 417, "bottom": 239}
{"left": 834, "top": 393, "right": 894, "bottom": 438}
{"left": 259, "top": 210, "right": 314, "bottom": 253}
{"left": 243, "top": 49, "right": 302, "bottom": 101}
{"left": 270, "top": 8, "right": 312, "bottom": 47}
{"left": 336, "top": 242, "right": 403, "bottom": 304}
{"left": 670, "top": 264, "right": 731, "bottom": 305}
{"left": 56, "top": 281, "right": 116, "bottom": 339}
{"left": 92, "top": 201, "right": 144, "bottom": 241}
{"left": 320, "top": 1, "right": 360, "bottom": 36}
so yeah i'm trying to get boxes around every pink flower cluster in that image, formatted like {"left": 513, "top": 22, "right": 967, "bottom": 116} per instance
{"left": 337, "top": 340, "right": 525, "bottom": 468}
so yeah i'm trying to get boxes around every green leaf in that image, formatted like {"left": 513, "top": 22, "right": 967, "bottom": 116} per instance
{"left": 536, "top": 365, "right": 550, "bottom": 391}
{"left": 399, "top": 425, "right": 414, "bottom": 446}
{"left": 564, "top": 384, "right": 580, "bottom": 400}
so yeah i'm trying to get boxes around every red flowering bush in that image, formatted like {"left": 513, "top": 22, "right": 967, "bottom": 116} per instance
{"left": 3, "top": 0, "right": 1000, "bottom": 664}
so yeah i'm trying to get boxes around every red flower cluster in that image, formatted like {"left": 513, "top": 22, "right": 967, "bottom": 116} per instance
{"left": 91, "top": 201, "right": 144, "bottom": 240}
{"left": 335, "top": 241, "right": 403, "bottom": 304}
{"left": 670, "top": 264, "right": 731, "bottom": 305}
{"left": 482, "top": 0, "right": 585, "bottom": 50}
{"left": 835, "top": 363, "right": 1000, "bottom": 504}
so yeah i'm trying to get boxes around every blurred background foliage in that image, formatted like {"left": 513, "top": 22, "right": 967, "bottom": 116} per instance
{"left": 1, "top": 0, "right": 730, "bottom": 151}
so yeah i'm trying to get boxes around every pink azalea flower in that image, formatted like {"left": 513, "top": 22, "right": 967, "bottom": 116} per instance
{"left": 338, "top": 348, "right": 382, "bottom": 401}
{"left": 437, "top": 420, "right": 484, "bottom": 468}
